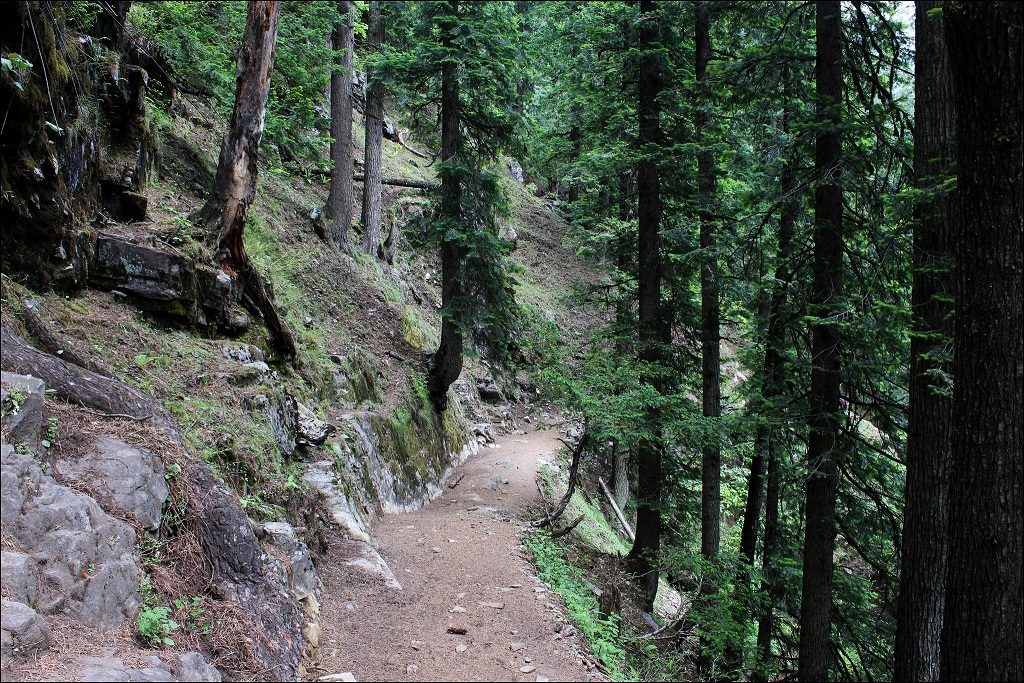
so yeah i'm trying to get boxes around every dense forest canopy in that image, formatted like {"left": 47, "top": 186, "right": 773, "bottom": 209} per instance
{"left": 0, "top": 1, "right": 1020, "bottom": 682}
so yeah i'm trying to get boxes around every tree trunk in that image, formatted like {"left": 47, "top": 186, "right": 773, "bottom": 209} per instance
{"left": 327, "top": 0, "right": 355, "bottom": 252}
{"left": 610, "top": 440, "right": 629, "bottom": 510}
{"left": 740, "top": 70, "right": 797, "bottom": 569}
{"left": 362, "top": 1, "right": 386, "bottom": 257}
{"left": 797, "top": 2, "right": 843, "bottom": 680}
{"left": 427, "top": 0, "right": 464, "bottom": 413}
{"left": 626, "top": 0, "right": 663, "bottom": 612}
{"left": 941, "top": 3, "right": 1023, "bottom": 681}
{"left": 196, "top": 1, "right": 295, "bottom": 362}
{"left": 567, "top": 42, "right": 581, "bottom": 205}
{"left": 754, "top": 437, "right": 781, "bottom": 681}
{"left": 894, "top": 3, "right": 956, "bottom": 680}
{"left": 748, "top": 68, "right": 798, "bottom": 682}
{"left": 696, "top": 0, "right": 721, "bottom": 565}
{"left": 94, "top": 1, "right": 132, "bottom": 52}
{"left": 515, "top": 0, "right": 532, "bottom": 110}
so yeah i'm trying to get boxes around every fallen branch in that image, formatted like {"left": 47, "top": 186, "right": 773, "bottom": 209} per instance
{"left": 448, "top": 472, "right": 465, "bottom": 489}
{"left": 550, "top": 514, "right": 584, "bottom": 539}
{"left": 531, "top": 435, "right": 587, "bottom": 528}
{"left": 599, "top": 477, "right": 635, "bottom": 542}
{"left": 354, "top": 174, "right": 437, "bottom": 190}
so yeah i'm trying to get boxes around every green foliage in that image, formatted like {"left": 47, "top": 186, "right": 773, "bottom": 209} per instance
{"left": 524, "top": 531, "right": 627, "bottom": 676}
{"left": 387, "top": 1, "right": 526, "bottom": 367}
{"left": 129, "top": 1, "right": 343, "bottom": 164}
{"left": 137, "top": 605, "right": 179, "bottom": 646}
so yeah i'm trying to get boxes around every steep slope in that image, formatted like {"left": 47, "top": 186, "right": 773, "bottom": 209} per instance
{"left": 1, "top": 49, "right": 601, "bottom": 678}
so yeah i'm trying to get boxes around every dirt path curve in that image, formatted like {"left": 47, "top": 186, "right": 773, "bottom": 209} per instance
{"left": 309, "top": 425, "right": 599, "bottom": 682}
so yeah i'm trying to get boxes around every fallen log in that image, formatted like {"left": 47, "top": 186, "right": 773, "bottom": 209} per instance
{"left": 354, "top": 174, "right": 437, "bottom": 190}
{"left": 599, "top": 476, "right": 635, "bottom": 542}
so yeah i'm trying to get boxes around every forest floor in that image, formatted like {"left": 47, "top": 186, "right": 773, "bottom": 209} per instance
{"left": 308, "top": 424, "right": 603, "bottom": 683}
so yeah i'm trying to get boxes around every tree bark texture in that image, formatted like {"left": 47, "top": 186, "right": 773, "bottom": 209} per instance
{"left": 626, "top": 0, "right": 663, "bottom": 612}
{"left": 696, "top": 0, "right": 722, "bottom": 564}
{"left": 798, "top": 2, "right": 843, "bottom": 680}
{"left": 427, "top": 0, "right": 465, "bottom": 413}
{"left": 362, "top": 1, "right": 386, "bottom": 257}
{"left": 327, "top": 0, "right": 355, "bottom": 252}
{"left": 894, "top": 3, "right": 956, "bottom": 680}
{"left": 941, "top": 3, "right": 1023, "bottom": 681}
{"left": 196, "top": 1, "right": 295, "bottom": 361}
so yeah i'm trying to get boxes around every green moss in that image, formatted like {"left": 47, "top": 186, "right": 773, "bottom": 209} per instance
{"left": 400, "top": 305, "right": 437, "bottom": 351}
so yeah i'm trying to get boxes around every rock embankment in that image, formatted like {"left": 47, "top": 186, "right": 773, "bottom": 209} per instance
{"left": 1, "top": 371, "right": 219, "bottom": 681}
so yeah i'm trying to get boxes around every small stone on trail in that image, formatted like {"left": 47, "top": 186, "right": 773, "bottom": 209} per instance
{"left": 456, "top": 643, "right": 468, "bottom": 653}
{"left": 478, "top": 601, "right": 505, "bottom": 609}
{"left": 451, "top": 605, "right": 467, "bottom": 613}
{"left": 520, "top": 665, "right": 537, "bottom": 673}
{"left": 432, "top": 546, "right": 442, "bottom": 553}
{"left": 511, "top": 642, "right": 526, "bottom": 651}
{"left": 406, "top": 665, "right": 419, "bottom": 674}
{"left": 446, "top": 626, "right": 468, "bottom": 635}
{"left": 318, "top": 674, "right": 357, "bottom": 682}
{"left": 411, "top": 640, "right": 424, "bottom": 650}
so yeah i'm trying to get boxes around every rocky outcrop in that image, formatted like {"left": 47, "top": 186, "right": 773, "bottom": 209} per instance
{"left": 89, "top": 234, "right": 234, "bottom": 328}
{"left": 0, "top": 357, "right": 307, "bottom": 680}
{"left": 261, "top": 522, "right": 322, "bottom": 661}
{"left": 55, "top": 650, "right": 221, "bottom": 682}
{"left": 1, "top": 372, "right": 46, "bottom": 452}
{"left": 1, "top": 443, "right": 142, "bottom": 630}
{"left": 49, "top": 435, "right": 170, "bottom": 531}
{"left": 1, "top": 600, "right": 52, "bottom": 657}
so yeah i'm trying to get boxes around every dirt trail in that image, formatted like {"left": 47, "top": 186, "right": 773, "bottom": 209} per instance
{"left": 310, "top": 425, "right": 599, "bottom": 682}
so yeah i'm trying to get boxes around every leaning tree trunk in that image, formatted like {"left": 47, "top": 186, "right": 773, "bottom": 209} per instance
{"left": 941, "top": 3, "right": 1023, "bottom": 681}
{"left": 626, "top": 0, "right": 664, "bottom": 613}
{"left": 362, "top": 0, "right": 386, "bottom": 257}
{"left": 696, "top": 0, "right": 722, "bottom": 565}
{"left": 196, "top": 1, "right": 295, "bottom": 361}
{"left": 427, "top": 0, "right": 464, "bottom": 413}
{"left": 327, "top": 0, "right": 355, "bottom": 252}
{"left": 894, "top": 3, "right": 956, "bottom": 680}
{"left": 798, "top": 2, "right": 843, "bottom": 680}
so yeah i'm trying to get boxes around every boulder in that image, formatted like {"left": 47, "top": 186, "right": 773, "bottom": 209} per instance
{"left": 296, "top": 401, "right": 332, "bottom": 447}
{"left": 472, "top": 422, "right": 496, "bottom": 444}
{"left": 1, "top": 599, "right": 52, "bottom": 655}
{"left": 64, "top": 651, "right": 221, "bottom": 682}
{"left": 1, "top": 372, "right": 46, "bottom": 452}
{"left": 50, "top": 435, "right": 169, "bottom": 530}
{"left": 222, "top": 344, "right": 265, "bottom": 365}
{"left": 475, "top": 377, "right": 504, "bottom": 403}
{"left": 1, "top": 445, "right": 141, "bottom": 629}
{"left": 262, "top": 522, "right": 318, "bottom": 602}
{"left": 0, "top": 551, "right": 38, "bottom": 606}
{"left": 88, "top": 234, "right": 232, "bottom": 328}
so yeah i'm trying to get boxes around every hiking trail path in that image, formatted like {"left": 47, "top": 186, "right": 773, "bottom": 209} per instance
{"left": 309, "top": 424, "right": 601, "bottom": 683}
